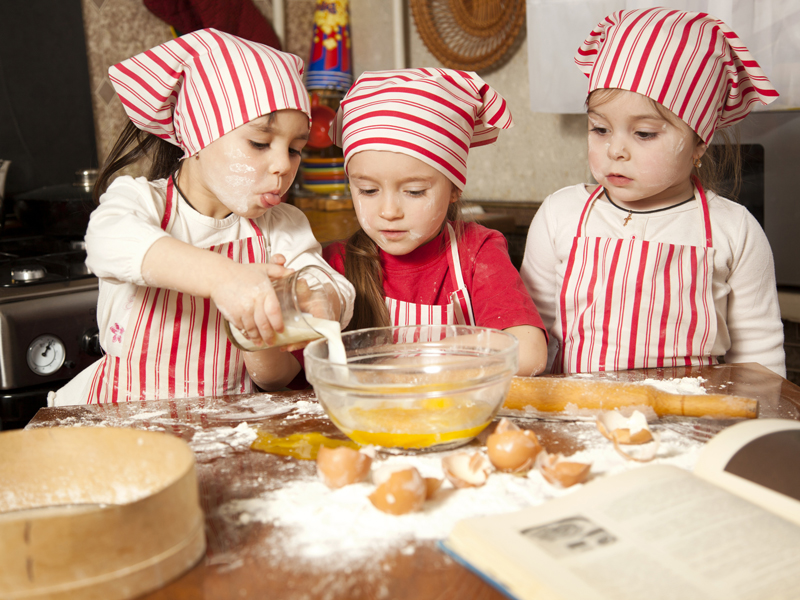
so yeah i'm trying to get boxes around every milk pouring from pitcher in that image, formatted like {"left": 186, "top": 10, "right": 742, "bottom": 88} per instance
{"left": 224, "top": 265, "right": 343, "bottom": 351}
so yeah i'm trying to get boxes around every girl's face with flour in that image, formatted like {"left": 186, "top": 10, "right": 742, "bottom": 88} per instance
{"left": 179, "top": 110, "right": 309, "bottom": 220}
{"left": 587, "top": 90, "right": 707, "bottom": 211}
{"left": 348, "top": 150, "right": 458, "bottom": 255}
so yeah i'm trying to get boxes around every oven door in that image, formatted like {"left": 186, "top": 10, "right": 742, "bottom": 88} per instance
{"left": 0, "top": 285, "right": 100, "bottom": 429}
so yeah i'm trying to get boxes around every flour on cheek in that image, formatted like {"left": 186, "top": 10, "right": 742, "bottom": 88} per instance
{"left": 205, "top": 149, "right": 258, "bottom": 215}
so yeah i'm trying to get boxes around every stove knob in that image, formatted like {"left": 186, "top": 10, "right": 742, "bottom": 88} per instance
{"left": 80, "top": 327, "right": 102, "bottom": 356}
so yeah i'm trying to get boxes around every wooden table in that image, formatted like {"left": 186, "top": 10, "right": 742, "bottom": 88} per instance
{"left": 25, "top": 363, "right": 800, "bottom": 599}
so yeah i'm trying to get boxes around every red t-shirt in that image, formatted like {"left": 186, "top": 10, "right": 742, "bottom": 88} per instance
{"left": 324, "top": 222, "right": 545, "bottom": 333}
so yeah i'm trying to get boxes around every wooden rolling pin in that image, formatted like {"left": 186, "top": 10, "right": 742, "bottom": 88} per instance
{"left": 503, "top": 376, "right": 758, "bottom": 419}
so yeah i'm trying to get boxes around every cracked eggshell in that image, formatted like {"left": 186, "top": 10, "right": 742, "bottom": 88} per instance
{"left": 596, "top": 410, "right": 653, "bottom": 445}
{"left": 316, "top": 446, "right": 373, "bottom": 489}
{"left": 486, "top": 419, "right": 542, "bottom": 473}
{"left": 442, "top": 451, "right": 492, "bottom": 488}
{"left": 424, "top": 477, "right": 443, "bottom": 499}
{"left": 368, "top": 467, "right": 427, "bottom": 515}
{"left": 536, "top": 452, "right": 591, "bottom": 488}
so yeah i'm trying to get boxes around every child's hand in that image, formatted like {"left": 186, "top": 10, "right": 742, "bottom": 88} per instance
{"left": 212, "top": 262, "right": 294, "bottom": 346}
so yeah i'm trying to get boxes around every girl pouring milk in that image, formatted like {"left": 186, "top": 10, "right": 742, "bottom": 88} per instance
{"left": 323, "top": 68, "right": 549, "bottom": 376}
{"left": 520, "top": 8, "right": 786, "bottom": 376}
{"left": 51, "top": 29, "right": 354, "bottom": 405}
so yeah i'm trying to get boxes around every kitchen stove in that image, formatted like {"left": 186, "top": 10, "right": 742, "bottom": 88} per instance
{"left": 0, "top": 234, "right": 101, "bottom": 429}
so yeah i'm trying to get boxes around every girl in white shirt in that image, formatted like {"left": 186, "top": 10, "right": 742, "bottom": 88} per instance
{"left": 520, "top": 8, "right": 786, "bottom": 377}
{"left": 53, "top": 29, "right": 354, "bottom": 405}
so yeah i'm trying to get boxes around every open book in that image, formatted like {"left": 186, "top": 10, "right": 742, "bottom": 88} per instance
{"left": 440, "top": 419, "right": 800, "bottom": 600}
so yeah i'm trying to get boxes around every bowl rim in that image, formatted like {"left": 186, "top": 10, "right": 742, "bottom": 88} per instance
{"left": 303, "top": 324, "right": 519, "bottom": 373}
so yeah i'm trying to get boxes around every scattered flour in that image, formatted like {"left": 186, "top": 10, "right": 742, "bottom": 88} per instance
{"left": 188, "top": 422, "right": 258, "bottom": 455}
{"left": 286, "top": 400, "right": 326, "bottom": 417}
{"left": 219, "top": 423, "right": 704, "bottom": 569}
{"left": 641, "top": 376, "right": 707, "bottom": 395}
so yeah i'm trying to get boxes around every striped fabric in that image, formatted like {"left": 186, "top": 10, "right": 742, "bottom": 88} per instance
{"left": 574, "top": 8, "right": 778, "bottom": 142}
{"left": 109, "top": 28, "right": 311, "bottom": 158}
{"left": 87, "top": 177, "right": 265, "bottom": 403}
{"left": 331, "top": 68, "right": 513, "bottom": 190}
{"left": 553, "top": 184, "right": 717, "bottom": 375}
{"left": 386, "top": 225, "right": 475, "bottom": 341}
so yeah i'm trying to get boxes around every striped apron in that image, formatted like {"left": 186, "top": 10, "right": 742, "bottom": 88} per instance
{"left": 386, "top": 224, "right": 475, "bottom": 342}
{"left": 87, "top": 177, "right": 264, "bottom": 403}
{"left": 553, "top": 183, "right": 717, "bottom": 374}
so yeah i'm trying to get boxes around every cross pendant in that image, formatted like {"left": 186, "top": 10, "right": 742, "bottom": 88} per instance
{"left": 623, "top": 212, "right": 633, "bottom": 226}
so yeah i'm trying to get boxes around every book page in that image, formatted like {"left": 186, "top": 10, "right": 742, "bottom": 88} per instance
{"left": 693, "top": 419, "right": 800, "bottom": 526}
{"left": 446, "top": 464, "right": 800, "bottom": 600}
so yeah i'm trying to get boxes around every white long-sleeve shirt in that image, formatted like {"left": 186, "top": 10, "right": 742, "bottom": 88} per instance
{"left": 85, "top": 175, "right": 355, "bottom": 358}
{"left": 520, "top": 184, "right": 786, "bottom": 377}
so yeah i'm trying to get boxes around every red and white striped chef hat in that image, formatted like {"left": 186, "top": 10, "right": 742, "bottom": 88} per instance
{"left": 574, "top": 8, "right": 778, "bottom": 142}
{"left": 109, "top": 28, "right": 311, "bottom": 157}
{"left": 331, "top": 68, "right": 513, "bottom": 190}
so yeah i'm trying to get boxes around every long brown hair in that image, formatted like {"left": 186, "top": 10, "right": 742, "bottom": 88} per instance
{"left": 587, "top": 89, "right": 742, "bottom": 200}
{"left": 342, "top": 191, "right": 463, "bottom": 331}
{"left": 92, "top": 121, "right": 185, "bottom": 204}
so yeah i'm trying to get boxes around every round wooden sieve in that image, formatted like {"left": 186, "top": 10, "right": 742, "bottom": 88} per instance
{"left": 0, "top": 427, "right": 205, "bottom": 599}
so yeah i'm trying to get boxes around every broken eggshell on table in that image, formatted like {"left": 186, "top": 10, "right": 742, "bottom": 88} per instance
{"left": 313, "top": 417, "right": 593, "bottom": 516}
{"left": 596, "top": 409, "right": 661, "bottom": 462}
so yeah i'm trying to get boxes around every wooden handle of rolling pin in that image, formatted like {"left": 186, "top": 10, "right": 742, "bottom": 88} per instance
{"left": 504, "top": 377, "right": 758, "bottom": 419}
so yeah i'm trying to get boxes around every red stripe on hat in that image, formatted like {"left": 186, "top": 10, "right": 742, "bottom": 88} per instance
{"left": 345, "top": 109, "right": 469, "bottom": 153}
{"left": 113, "top": 63, "right": 172, "bottom": 104}
{"left": 199, "top": 34, "right": 236, "bottom": 138}
{"left": 267, "top": 43, "right": 306, "bottom": 113}
{"left": 351, "top": 86, "right": 476, "bottom": 130}
{"left": 175, "top": 36, "right": 224, "bottom": 143}
{"left": 657, "top": 13, "right": 705, "bottom": 105}
{"left": 613, "top": 9, "right": 661, "bottom": 90}
{"left": 114, "top": 91, "right": 174, "bottom": 126}
{"left": 210, "top": 30, "right": 249, "bottom": 124}
{"left": 679, "top": 21, "right": 720, "bottom": 125}
{"left": 142, "top": 49, "right": 182, "bottom": 80}
{"left": 347, "top": 137, "right": 466, "bottom": 186}
{"left": 630, "top": 11, "right": 673, "bottom": 92}
{"left": 601, "top": 10, "right": 653, "bottom": 89}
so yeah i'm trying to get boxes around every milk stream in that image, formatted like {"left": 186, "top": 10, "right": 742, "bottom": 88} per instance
{"left": 229, "top": 315, "right": 348, "bottom": 367}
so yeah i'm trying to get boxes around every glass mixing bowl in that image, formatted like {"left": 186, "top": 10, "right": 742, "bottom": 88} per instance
{"left": 304, "top": 325, "right": 519, "bottom": 453}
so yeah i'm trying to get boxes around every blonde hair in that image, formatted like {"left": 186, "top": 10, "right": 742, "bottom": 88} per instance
{"left": 587, "top": 89, "right": 742, "bottom": 199}
{"left": 341, "top": 187, "right": 463, "bottom": 331}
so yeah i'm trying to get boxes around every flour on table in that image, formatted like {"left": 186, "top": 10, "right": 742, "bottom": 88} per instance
{"left": 188, "top": 422, "right": 258, "bottom": 456}
{"left": 640, "top": 376, "right": 707, "bottom": 395}
{"left": 219, "top": 423, "right": 704, "bottom": 570}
